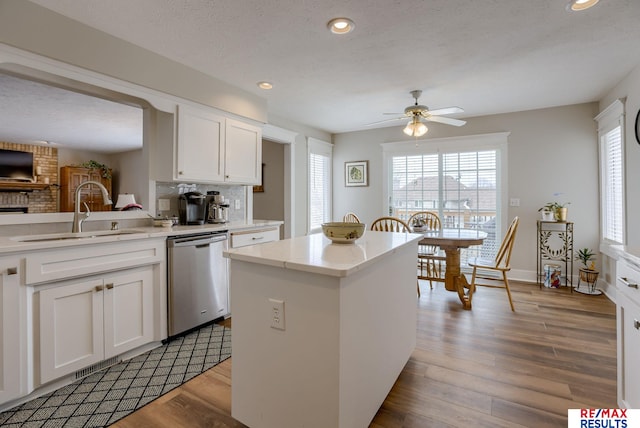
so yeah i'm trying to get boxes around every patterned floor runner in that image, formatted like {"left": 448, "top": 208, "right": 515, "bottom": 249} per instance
{"left": 0, "top": 323, "right": 231, "bottom": 427}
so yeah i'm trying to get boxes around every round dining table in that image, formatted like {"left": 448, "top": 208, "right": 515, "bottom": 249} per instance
{"left": 417, "top": 228, "right": 487, "bottom": 309}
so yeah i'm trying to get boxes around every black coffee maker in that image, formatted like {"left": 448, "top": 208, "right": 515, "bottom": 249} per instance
{"left": 178, "top": 191, "right": 207, "bottom": 225}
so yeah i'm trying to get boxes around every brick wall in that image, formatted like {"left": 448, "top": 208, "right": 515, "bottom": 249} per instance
{"left": 0, "top": 142, "right": 58, "bottom": 213}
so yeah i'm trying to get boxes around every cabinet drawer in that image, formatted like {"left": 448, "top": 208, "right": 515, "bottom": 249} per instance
{"left": 231, "top": 227, "right": 279, "bottom": 248}
{"left": 617, "top": 257, "right": 640, "bottom": 306}
{"left": 25, "top": 239, "right": 164, "bottom": 285}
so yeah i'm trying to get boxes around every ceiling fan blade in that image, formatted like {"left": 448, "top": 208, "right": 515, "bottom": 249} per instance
{"left": 365, "top": 116, "right": 406, "bottom": 126}
{"left": 425, "top": 106, "right": 464, "bottom": 116}
{"left": 383, "top": 112, "right": 405, "bottom": 115}
{"left": 423, "top": 115, "right": 467, "bottom": 127}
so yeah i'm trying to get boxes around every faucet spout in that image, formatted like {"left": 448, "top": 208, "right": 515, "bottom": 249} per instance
{"left": 72, "top": 181, "right": 112, "bottom": 233}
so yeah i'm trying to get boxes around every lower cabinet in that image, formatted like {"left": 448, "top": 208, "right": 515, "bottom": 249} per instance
{"left": 0, "top": 258, "right": 24, "bottom": 404}
{"left": 617, "top": 256, "right": 640, "bottom": 409}
{"left": 617, "top": 290, "right": 640, "bottom": 409}
{"left": 38, "top": 266, "right": 154, "bottom": 385}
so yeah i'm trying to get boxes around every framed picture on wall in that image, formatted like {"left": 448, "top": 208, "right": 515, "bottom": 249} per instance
{"left": 345, "top": 160, "right": 368, "bottom": 187}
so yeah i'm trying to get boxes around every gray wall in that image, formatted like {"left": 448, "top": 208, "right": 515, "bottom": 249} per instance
{"left": 333, "top": 103, "right": 600, "bottom": 280}
{"left": 253, "top": 140, "right": 285, "bottom": 238}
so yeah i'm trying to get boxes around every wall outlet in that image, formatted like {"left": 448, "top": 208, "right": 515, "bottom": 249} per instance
{"left": 269, "top": 298, "right": 285, "bottom": 330}
{"left": 509, "top": 198, "right": 520, "bottom": 207}
{"left": 158, "top": 198, "right": 170, "bottom": 211}
{"left": 235, "top": 199, "right": 241, "bottom": 210}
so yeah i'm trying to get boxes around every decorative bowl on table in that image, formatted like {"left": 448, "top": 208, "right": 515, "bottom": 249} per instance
{"left": 321, "top": 222, "right": 366, "bottom": 244}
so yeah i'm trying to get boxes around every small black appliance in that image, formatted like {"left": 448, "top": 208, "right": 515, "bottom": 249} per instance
{"left": 178, "top": 191, "right": 207, "bottom": 225}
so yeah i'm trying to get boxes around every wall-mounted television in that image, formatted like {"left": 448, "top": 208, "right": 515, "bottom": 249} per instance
{"left": 0, "top": 148, "right": 35, "bottom": 182}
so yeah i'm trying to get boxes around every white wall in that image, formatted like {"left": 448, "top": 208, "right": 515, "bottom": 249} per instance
{"left": 600, "top": 63, "right": 640, "bottom": 247}
{"left": 0, "top": 0, "right": 266, "bottom": 123}
{"left": 333, "top": 103, "right": 600, "bottom": 279}
{"left": 268, "top": 113, "right": 332, "bottom": 237}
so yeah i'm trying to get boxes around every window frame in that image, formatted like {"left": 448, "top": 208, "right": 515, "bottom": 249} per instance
{"left": 381, "top": 132, "right": 509, "bottom": 243}
{"left": 307, "top": 137, "right": 333, "bottom": 234}
{"left": 595, "top": 99, "right": 626, "bottom": 245}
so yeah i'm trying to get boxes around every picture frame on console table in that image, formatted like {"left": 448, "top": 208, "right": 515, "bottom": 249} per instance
{"left": 345, "top": 160, "right": 368, "bottom": 187}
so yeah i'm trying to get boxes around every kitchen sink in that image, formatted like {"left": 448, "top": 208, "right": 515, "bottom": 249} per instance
{"left": 11, "top": 229, "right": 146, "bottom": 242}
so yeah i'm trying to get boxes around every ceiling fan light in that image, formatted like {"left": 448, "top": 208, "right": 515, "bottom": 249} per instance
{"left": 403, "top": 119, "right": 428, "bottom": 137}
{"left": 567, "top": 0, "right": 599, "bottom": 11}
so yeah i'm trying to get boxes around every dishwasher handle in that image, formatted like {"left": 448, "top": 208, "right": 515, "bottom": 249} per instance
{"left": 167, "top": 234, "right": 227, "bottom": 248}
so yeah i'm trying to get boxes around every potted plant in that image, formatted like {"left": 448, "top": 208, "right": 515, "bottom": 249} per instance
{"left": 538, "top": 203, "right": 556, "bottom": 221}
{"left": 576, "top": 247, "right": 596, "bottom": 270}
{"left": 575, "top": 247, "right": 599, "bottom": 291}
{"left": 538, "top": 202, "right": 570, "bottom": 221}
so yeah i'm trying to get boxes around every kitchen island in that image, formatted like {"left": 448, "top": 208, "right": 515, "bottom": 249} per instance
{"left": 225, "top": 231, "right": 422, "bottom": 428}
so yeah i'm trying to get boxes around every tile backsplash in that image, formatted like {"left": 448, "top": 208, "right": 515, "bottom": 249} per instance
{"left": 155, "top": 182, "right": 245, "bottom": 222}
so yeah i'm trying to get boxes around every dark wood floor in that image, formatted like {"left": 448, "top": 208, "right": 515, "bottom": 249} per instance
{"left": 112, "top": 281, "right": 617, "bottom": 428}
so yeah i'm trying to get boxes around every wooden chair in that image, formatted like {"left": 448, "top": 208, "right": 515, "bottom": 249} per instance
{"left": 343, "top": 212, "right": 361, "bottom": 223}
{"left": 370, "top": 216, "right": 420, "bottom": 296}
{"left": 408, "top": 211, "right": 445, "bottom": 291}
{"left": 468, "top": 216, "right": 520, "bottom": 311}
{"left": 370, "top": 216, "right": 410, "bottom": 232}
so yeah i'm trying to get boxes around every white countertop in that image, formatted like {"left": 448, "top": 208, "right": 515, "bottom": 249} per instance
{"left": 224, "top": 230, "right": 422, "bottom": 277}
{"left": 0, "top": 220, "right": 282, "bottom": 254}
{"left": 613, "top": 245, "right": 640, "bottom": 269}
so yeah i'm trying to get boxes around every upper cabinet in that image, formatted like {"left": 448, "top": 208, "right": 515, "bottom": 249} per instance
{"left": 176, "top": 105, "right": 226, "bottom": 182}
{"left": 224, "top": 118, "right": 262, "bottom": 184}
{"left": 156, "top": 104, "right": 262, "bottom": 185}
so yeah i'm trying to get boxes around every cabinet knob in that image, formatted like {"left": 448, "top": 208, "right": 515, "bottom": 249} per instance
{"left": 106, "top": 283, "right": 114, "bottom": 290}
{"left": 634, "top": 319, "right": 640, "bottom": 330}
{"left": 95, "top": 285, "right": 104, "bottom": 292}
{"left": 179, "top": 171, "right": 184, "bottom": 175}
{"left": 252, "top": 236, "right": 264, "bottom": 241}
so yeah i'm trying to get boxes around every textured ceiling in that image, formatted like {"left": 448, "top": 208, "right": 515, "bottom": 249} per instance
{"left": 4, "top": 0, "right": 640, "bottom": 151}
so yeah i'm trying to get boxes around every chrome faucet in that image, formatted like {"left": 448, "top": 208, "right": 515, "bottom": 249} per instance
{"left": 72, "top": 181, "right": 113, "bottom": 233}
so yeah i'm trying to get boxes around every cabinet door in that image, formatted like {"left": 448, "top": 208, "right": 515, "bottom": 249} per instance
{"left": 103, "top": 267, "right": 154, "bottom": 359}
{"left": 39, "top": 278, "right": 105, "bottom": 385}
{"left": 617, "top": 291, "right": 640, "bottom": 408}
{"left": 0, "top": 259, "right": 23, "bottom": 403}
{"left": 176, "top": 105, "right": 225, "bottom": 182}
{"left": 225, "top": 118, "right": 262, "bottom": 184}
{"left": 59, "top": 167, "right": 112, "bottom": 212}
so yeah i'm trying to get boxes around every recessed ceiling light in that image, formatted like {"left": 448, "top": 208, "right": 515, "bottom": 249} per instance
{"left": 327, "top": 17, "right": 355, "bottom": 34}
{"left": 567, "top": 0, "right": 599, "bottom": 11}
{"left": 257, "top": 81, "right": 273, "bottom": 90}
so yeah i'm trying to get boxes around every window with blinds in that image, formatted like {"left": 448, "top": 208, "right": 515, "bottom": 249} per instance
{"left": 596, "top": 100, "right": 625, "bottom": 244}
{"left": 308, "top": 138, "right": 332, "bottom": 233}
{"left": 389, "top": 149, "right": 499, "bottom": 262}
{"left": 600, "top": 125, "right": 624, "bottom": 243}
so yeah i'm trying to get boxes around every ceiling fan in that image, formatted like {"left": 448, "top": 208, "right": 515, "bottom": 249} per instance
{"left": 368, "top": 90, "right": 466, "bottom": 137}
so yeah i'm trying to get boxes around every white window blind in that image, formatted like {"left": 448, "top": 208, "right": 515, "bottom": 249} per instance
{"left": 308, "top": 138, "right": 332, "bottom": 233}
{"left": 389, "top": 149, "right": 499, "bottom": 262}
{"left": 596, "top": 100, "right": 625, "bottom": 244}
{"left": 601, "top": 125, "right": 624, "bottom": 243}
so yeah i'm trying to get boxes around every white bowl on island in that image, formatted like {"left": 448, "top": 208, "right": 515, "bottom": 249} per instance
{"left": 321, "top": 222, "right": 366, "bottom": 244}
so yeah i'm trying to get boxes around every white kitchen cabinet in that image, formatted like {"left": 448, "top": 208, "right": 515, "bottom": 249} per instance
{"left": 224, "top": 118, "right": 262, "bottom": 184}
{"left": 39, "top": 266, "right": 154, "bottom": 385}
{"left": 617, "top": 256, "right": 640, "bottom": 409}
{"left": 176, "top": 104, "right": 226, "bottom": 182}
{"left": 0, "top": 258, "right": 24, "bottom": 404}
{"left": 169, "top": 104, "right": 262, "bottom": 184}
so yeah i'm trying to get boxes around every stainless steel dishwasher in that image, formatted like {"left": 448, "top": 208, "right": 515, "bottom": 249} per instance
{"left": 167, "top": 231, "right": 229, "bottom": 338}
